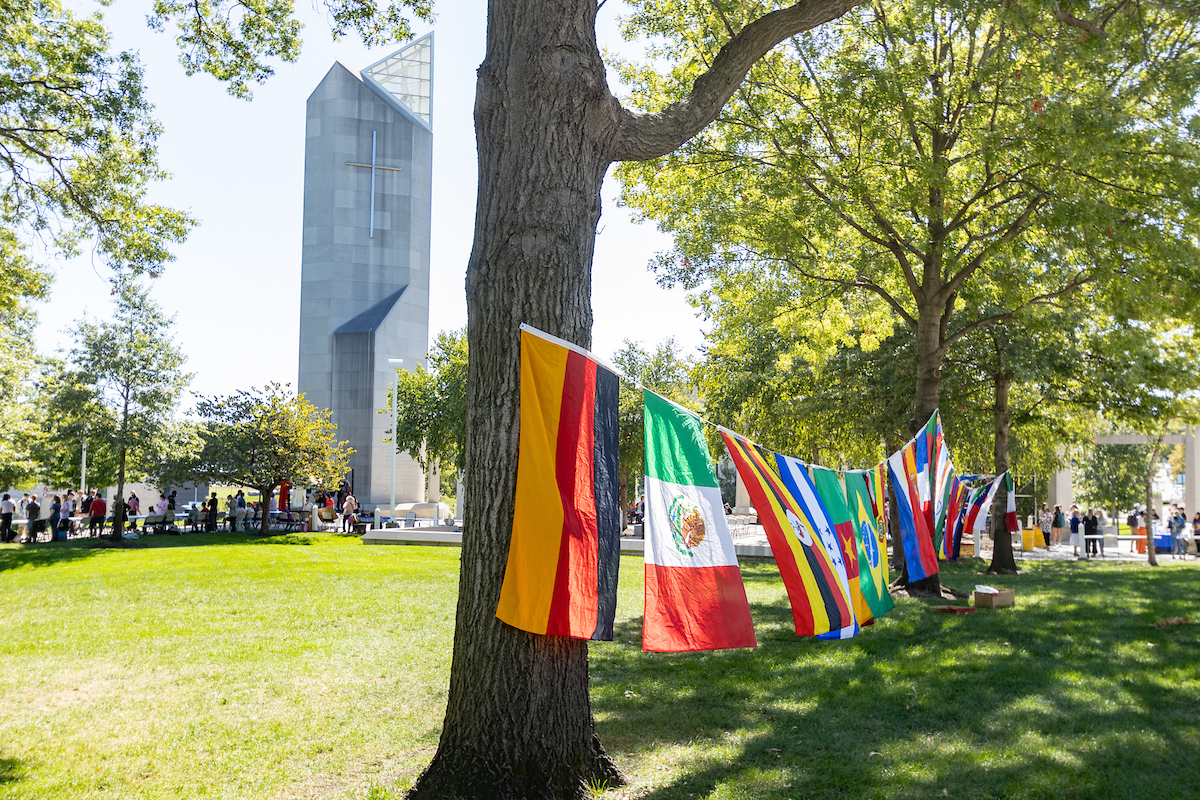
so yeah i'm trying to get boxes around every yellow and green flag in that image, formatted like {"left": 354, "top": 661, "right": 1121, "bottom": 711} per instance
{"left": 845, "top": 470, "right": 895, "bottom": 619}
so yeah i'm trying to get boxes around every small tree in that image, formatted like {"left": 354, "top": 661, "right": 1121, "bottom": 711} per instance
{"left": 186, "top": 384, "right": 353, "bottom": 535}
{"left": 382, "top": 330, "right": 467, "bottom": 490}
{"left": 31, "top": 359, "right": 120, "bottom": 490}
{"left": 1076, "top": 443, "right": 1153, "bottom": 523}
{"left": 72, "top": 277, "right": 189, "bottom": 540}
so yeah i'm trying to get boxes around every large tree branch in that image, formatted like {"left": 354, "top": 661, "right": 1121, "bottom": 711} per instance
{"left": 942, "top": 272, "right": 1093, "bottom": 349}
{"left": 610, "top": 0, "right": 865, "bottom": 162}
{"left": 1052, "top": 7, "right": 1109, "bottom": 40}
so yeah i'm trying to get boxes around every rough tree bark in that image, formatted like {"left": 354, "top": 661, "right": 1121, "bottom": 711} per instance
{"left": 1144, "top": 432, "right": 1166, "bottom": 567}
{"left": 110, "top": 386, "right": 130, "bottom": 542}
{"left": 987, "top": 371, "right": 1018, "bottom": 574}
{"left": 898, "top": 307, "right": 944, "bottom": 593}
{"left": 409, "top": 1, "right": 862, "bottom": 797}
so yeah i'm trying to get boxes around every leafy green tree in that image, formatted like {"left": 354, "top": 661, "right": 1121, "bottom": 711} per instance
{"left": 1, "top": 0, "right": 193, "bottom": 274}
{"left": 147, "top": 0, "right": 434, "bottom": 99}
{"left": 1076, "top": 443, "right": 1154, "bottom": 523}
{"left": 381, "top": 329, "right": 467, "bottom": 498}
{"left": 612, "top": 337, "right": 691, "bottom": 523}
{"left": 181, "top": 384, "right": 353, "bottom": 535}
{"left": 615, "top": 0, "right": 1200, "bottom": 589}
{"left": 71, "top": 278, "right": 190, "bottom": 539}
{"left": 29, "top": 359, "right": 120, "bottom": 490}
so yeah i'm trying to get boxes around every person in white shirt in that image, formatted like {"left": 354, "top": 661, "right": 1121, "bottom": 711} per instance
{"left": 341, "top": 492, "right": 358, "bottom": 531}
{"left": 0, "top": 494, "right": 14, "bottom": 543}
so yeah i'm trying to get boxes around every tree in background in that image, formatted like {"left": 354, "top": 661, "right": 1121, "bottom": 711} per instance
{"left": 180, "top": 384, "right": 353, "bottom": 536}
{"left": 615, "top": 0, "right": 1200, "bottom": 589}
{"left": 70, "top": 278, "right": 190, "bottom": 539}
{"left": 612, "top": 338, "right": 691, "bottom": 524}
{"left": 1, "top": 0, "right": 193, "bottom": 275}
{"left": 1076, "top": 443, "right": 1154, "bottom": 524}
{"left": 29, "top": 360, "right": 120, "bottom": 491}
{"left": 381, "top": 329, "right": 467, "bottom": 505}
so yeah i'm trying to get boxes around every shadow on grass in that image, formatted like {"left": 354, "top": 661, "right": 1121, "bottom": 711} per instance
{"left": 591, "top": 560, "right": 1200, "bottom": 799}
{"left": 0, "top": 755, "right": 25, "bottom": 785}
{"left": 0, "top": 530, "right": 341, "bottom": 572}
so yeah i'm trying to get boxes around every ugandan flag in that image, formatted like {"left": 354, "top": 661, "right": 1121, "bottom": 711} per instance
{"left": 496, "top": 326, "right": 620, "bottom": 640}
{"left": 721, "top": 431, "right": 853, "bottom": 637}
{"left": 845, "top": 470, "right": 895, "bottom": 619}
{"left": 642, "top": 391, "right": 755, "bottom": 652}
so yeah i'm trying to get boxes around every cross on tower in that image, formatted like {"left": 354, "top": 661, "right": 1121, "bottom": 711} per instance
{"left": 345, "top": 129, "right": 404, "bottom": 239}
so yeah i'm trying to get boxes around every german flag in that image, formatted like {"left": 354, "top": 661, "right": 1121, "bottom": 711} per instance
{"left": 496, "top": 326, "right": 620, "bottom": 640}
{"left": 721, "top": 431, "right": 854, "bottom": 637}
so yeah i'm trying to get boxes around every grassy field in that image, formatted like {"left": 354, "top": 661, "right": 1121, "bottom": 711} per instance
{"left": 1, "top": 533, "right": 1198, "bottom": 799}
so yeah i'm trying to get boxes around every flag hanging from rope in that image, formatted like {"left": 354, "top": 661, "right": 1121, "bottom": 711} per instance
{"left": 496, "top": 326, "right": 621, "bottom": 640}
{"left": 1005, "top": 472, "right": 1020, "bottom": 534}
{"left": 939, "top": 477, "right": 966, "bottom": 560}
{"left": 888, "top": 439, "right": 940, "bottom": 582}
{"left": 722, "top": 432, "right": 854, "bottom": 637}
{"left": 845, "top": 470, "right": 895, "bottom": 619}
{"left": 963, "top": 473, "right": 1005, "bottom": 534}
{"left": 642, "top": 391, "right": 755, "bottom": 652}
{"left": 808, "top": 464, "right": 868, "bottom": 633}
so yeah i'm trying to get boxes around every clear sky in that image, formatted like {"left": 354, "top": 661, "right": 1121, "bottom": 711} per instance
{"left": 38, "top": 0, "right": 707, "bottom": 406}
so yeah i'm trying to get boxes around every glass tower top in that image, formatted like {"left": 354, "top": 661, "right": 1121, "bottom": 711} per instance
{"left": 362, "top": 33, "right": 433, "bottom": 130}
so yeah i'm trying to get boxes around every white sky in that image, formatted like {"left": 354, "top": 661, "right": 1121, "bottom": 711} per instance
{"left": 39, "top": 0, "right": 707, "bottom": 406}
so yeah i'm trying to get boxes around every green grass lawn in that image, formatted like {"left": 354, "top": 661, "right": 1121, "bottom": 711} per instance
{"left": 2, "top": 534, "right": 1198, "bottom": 799}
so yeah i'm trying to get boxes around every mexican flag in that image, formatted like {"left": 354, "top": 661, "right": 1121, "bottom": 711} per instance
{"left": 642, "top": 390, "right": 756, "bottom": 652}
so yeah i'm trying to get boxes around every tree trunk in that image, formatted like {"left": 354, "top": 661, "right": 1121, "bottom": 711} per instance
{"left": 111, "top": 447, "right": 127, "bottom": 543}
{"left": 618, "top": 465, "right": 628, "bottom": 531}
{"left": 899, "top": 305, "right": 944, "bottom": 593}
{"left": 410, "top": 2, "right": 623, "bottom": 796}
{"left": 988, "top": 372, "right": 1018, "bottom": 574}
{"left": 1145, "top": 435, "right": 1164, "bottom": 567}
{"left": 261, "top": 485, "right": 273, "bottom": 536}
{"left": 110, "top": 391, "right": 130, "bottom": 542}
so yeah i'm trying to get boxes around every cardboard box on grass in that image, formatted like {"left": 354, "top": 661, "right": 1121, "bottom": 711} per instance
{"left": 974, "top": 585, "right": 1015, "bottom": 609}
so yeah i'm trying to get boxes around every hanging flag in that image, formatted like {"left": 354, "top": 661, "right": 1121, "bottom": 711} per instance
{"left": 1005, "top": 472, "right": 1020, "bottom": 533}
{"left": 963, "top": 473, "right": 1005, "bottom": 534}
{"left": 939, "top": 477, "right": 966, "bottom": 560}
{"left": 932, "top": 418, "right": 956, "bottom": 543}
{"left": 496, "top": 326, "right": 621, "bottom": 641}
{"left": 950, "top": 489, "right": 972, "bottom": 560}
{"left": 887, "top": 440, "right": 940, "bottom": 582}
{"left": 913, "top": 412, "right": 938, "bottom": 532}
{"left": 845, "top": 470, "right": 895, "bottom": 618}
{"left": 960, "top": 484, "right": 989, "bottom": 538}
{"left": 722, "top": 431, "right": 854, "bottom": 637}
{"left": 807, "top": 465, "right": 868, "bottom": 633}
{"left": 642, "top": 391, "right": 755, "bottom": 652}
{"left": 868, "top": 462, "right": 888, "bottom": 534}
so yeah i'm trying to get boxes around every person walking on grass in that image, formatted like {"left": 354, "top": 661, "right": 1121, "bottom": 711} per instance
{"left": 25, "top": 495, "right": 41, "bottom": 543}
{"left": 341, "top": 491, "right": 358, "bottom": 532}
{"left": 1039, "top": 503, "right": 1053, "bottom": 548}
{"left": 0, "top": 493, "right": 14, "bottom": 543}
{"left": 206, "top": 492, "right": 219, "bottom": 532}
{"left": 1052, "top": 504, "right": 1066, "bottom": 547}
{"left": 1170, "top": 507, "right": 1187, "bottom": 560}
{"left": 1084, "top": 509, "right": 1100, "bottom": 559}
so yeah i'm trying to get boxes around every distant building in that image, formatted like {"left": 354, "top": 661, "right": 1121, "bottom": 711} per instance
{"left": 298, "top": 36, "right": 433, "bottom": 510}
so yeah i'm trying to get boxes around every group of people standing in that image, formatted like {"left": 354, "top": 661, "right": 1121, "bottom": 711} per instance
{"left": 1039, "top": 503, "right": 1108, "bottom": 559}
{"left": 1037, "top": 501, "right": 1199, "bottom": 560}
{"left": 0, "top": 489, "right": 181, "bottom": 543}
